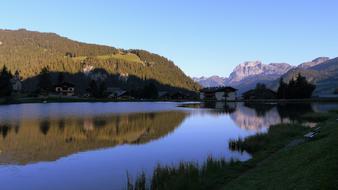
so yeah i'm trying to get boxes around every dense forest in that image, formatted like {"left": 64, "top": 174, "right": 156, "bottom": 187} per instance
{"left": 0, "top": 29, "right": 200, "bottom": 93}
{"left": 242, "top": 74, "right": 316, "bottom": 100}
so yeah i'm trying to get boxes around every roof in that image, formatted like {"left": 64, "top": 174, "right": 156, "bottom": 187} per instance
{"left": 54, "top": 82, "right": 75, "bottom": 88}
{"left": 200, "top": 86, "right": 237, "bottom": 93}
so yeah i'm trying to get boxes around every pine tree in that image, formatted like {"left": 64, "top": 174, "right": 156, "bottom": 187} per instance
{"left": 0, "top": 66, "right": 13, "bottom": 97}
{"left": 142, "top": 83, "right": 158, "bottom": 99}
{"left": 277, "top": 74, "right": 315, "bottom": 99}
{"left": 57, "top": 72, "right": 65, "bottom": 84}
{"left": 89, "top": 80, "right": 98, "bottom": 98}
{"left": 38, "top": 67, "right": 52, "bottom": 93}
{"left": 277, "top": 78, "right": 287, "bottom": 99}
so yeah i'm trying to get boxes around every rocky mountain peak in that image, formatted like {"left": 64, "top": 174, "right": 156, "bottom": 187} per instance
{"left": 298, "top": 57, "right": 330, "bottom": 69}
{"left": 228, "top": 61, "right": 292, "bottom": 83}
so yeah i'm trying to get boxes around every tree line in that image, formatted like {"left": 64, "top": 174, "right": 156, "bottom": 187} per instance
{"left": 0, "top": 66, "right": 13, "bottom": 97}
{"left": 277, "top": 73, "right": 316, "bottom": 99}
{"left": 243, "top": 73, "right": 316, "bottom": 100}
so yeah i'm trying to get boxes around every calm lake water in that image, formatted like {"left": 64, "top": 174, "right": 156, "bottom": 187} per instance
{"left": 0, "top": 101, "right": 337, "bottom": 190}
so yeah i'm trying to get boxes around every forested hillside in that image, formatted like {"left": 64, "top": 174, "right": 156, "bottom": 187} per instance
{"left": 0, "top": 29, "right": 200, "bottom": 92}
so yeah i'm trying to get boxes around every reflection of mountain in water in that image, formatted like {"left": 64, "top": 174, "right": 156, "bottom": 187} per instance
{"left": 0, "top": 111, "right": 187, "bottom": 165}
{"left": 230, "top": 103, "right": 287, "bottom": 131}
{"left": 229, "top": 102, "right": 328, "bottom": 131}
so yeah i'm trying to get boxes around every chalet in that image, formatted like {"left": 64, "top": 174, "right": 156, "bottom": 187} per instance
{"left": 54, "top": 82, "right": 75, "bottom": 96}
{"left": 200, "top": 87, "right": 237, "bottom": 101}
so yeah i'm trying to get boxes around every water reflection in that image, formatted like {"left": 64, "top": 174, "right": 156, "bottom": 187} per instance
{"left": 199, "top": 101, "right": 338, "bottom": 131}
{"left": 0, "top": 111, "right": 188, "bottom": 165}
{"left": 0, "top": 102, "right": 337, "bottom": 190}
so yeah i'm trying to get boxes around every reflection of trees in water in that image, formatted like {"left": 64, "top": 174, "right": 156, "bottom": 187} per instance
{"left": 277, "top": 103, "right": 314, "bottom": 121}
{"left": 14, "top": 125, "right": 20, "bottom": 134}
{"left": 39, "top": 120, "right": 50, "bottom": 135}
{"left": 0, "top": 125, "right": 10, "bottom": 139}
{"left": 0, "top": 121, "right": 21, "bottom": 136}
{"left": 0, "top": 111, "right": 188, "bottom": 164}
{"left": 93, "top": 118, "right": 107, "bottom": 128}
{"left": 244, "top": 103, "right": 275, "bottom": 117}
{"left": 58, "top": 119, "right": 65, "bottom": 131}
{"left": 231, "top": 102, "right": 316, "bottom": 131}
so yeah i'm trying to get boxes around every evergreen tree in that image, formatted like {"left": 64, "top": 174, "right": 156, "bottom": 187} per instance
{"left": 89, "top": 80, "right": 98, "bottom": 98}
{"left": 98, "top": 81, "right": 107, "bottom": 98}
{"left": 57, "top": 72, "right": 65, "bottom": 84}
{"left": 277, "top": 78, "right": 287, "bottom": 99}
{"left": 0, "top": 66, "right": 13, "bottom": 97}
{"left": 88, "top": 80, "right": 107, "bottom": 98}
{"left": 142, "top": 83, "right": 158, "bottom": 99}
{"left": 277, "top": 74, "right": 315, "bottom": 99}
{"left": 295, "top": 73, "right": 315, "bottom": 98}
{"left": 38, "top": 67, "right": 52, "bottom": 93}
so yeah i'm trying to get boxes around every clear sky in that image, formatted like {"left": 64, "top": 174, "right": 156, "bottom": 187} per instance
{"left": 1, "top": 0, "right": 338, "bottom": 77}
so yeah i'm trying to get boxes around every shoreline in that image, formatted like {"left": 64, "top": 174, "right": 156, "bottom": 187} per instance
{"left": 0, "top": 97, "right": 200, "bottom": 105}
{"left": 130, "top": 111, "right": 338, "bottom": 189}
{"left": 2, "top": 96, "right": 338, "bottom": 106}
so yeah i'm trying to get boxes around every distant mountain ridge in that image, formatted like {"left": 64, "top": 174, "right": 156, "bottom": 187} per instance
{"left": 195, "top": 57, "right": 338, "bottom": 96}
{"left": 192, "top": 76, "right": 228, "bottom": 87}
{"left": 194, "top": 61, "right": 294, "bottom": 93}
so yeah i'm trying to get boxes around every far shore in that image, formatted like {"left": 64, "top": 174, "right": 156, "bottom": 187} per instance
{"left": 0, "top": 96, "right": 200, "bottom": 105}
{"left": 1, "top": 96, "right": 338, "bottom": 105}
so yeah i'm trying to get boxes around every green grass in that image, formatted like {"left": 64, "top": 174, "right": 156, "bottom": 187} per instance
{"left": 97, "top": 53, "right": 143, "bottom": 63}
{"left": 223, "top": 115, "right": 338, "bottom": 190}
{"left": 71, "top": 53, "right": 144, "bottom": 64}
{"left": 229, "top": 123, "right": 307, "bottom": 155}
{"left": 300, "top": 112, "right": 333, "bottom": 122}
{"left": 129, "top": 112, "right": 338, "bottom": 190}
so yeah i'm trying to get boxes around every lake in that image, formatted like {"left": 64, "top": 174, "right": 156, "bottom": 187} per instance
{"left": 0, "top": 102, "right": 337, "bottom": 190}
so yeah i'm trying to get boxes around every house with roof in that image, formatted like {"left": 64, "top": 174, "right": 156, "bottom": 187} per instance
{"left": 200, "top": 87, "right": 237, "bottom": 101}
{"left": 54, "top": 82, "right": 75, "bottom": 96}
{"left": 11, "top": 71, "right": 22, "bottom": 93}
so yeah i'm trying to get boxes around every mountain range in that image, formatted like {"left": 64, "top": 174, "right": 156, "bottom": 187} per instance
{"left": 194, "top": 57, "right": 338, "bottom": 96}
{"left": 0, "top": 29, "right": 200, "bottom": 93}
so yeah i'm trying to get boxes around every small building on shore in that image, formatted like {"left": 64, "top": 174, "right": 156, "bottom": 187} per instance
{"left": 54, "top": 82, "right": 75, "bottom": 96}
{"left": 11, "top": 71, "right": 22, "bottom": 93}
{"left": 200, "top": 87, "right": 237, "bottom": 101}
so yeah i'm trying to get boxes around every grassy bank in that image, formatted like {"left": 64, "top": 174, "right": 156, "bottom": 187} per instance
{"left": 129, "top": 112, "right": 338, "bottom": 190}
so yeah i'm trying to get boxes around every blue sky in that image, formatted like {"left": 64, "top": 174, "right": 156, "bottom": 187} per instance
{"left": 1, "top": 0, "right": 338, "bottom": 77}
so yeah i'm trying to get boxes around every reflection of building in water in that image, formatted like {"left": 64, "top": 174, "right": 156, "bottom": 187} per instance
{"left": 0, "top": 111, "right": 187, "bottom": 165}
{"left": 201, "top": 102, "right": 237, "bottom": 114}
{"left": 83, "top": 117, "right": 94, "bottom": 131}
{"left": 230, "top": 103, "right": 290, "bottom": 131}
{"left": 200, "top": 87, "right": 237, "bottom": 101}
